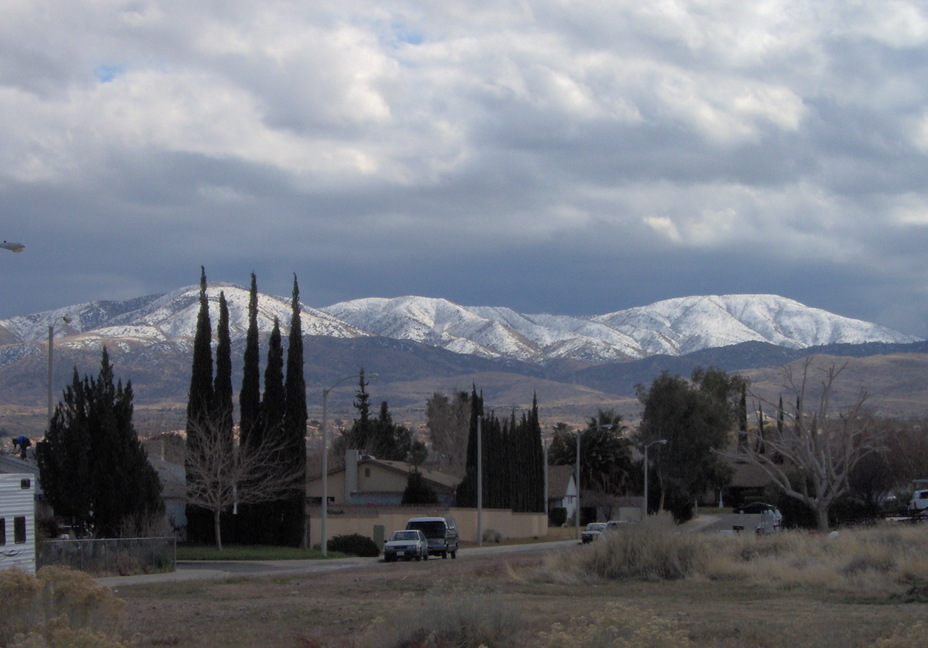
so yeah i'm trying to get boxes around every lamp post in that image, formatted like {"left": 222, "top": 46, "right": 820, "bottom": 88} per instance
{"left": 1, "top": 241, "right": 25, "bottom": 253}
{"left": 320, "top": 371, "right": 376, "bottom": 557}
{"left": 477, "top": 412, "right": 483, "bottom": 547}
{"left": 642, "top": 439, "right": 668, "bottom": 520}
{"left": 47, "top": 316, "right": 72, "bottom": 428}
{"left": 575, "top": 428, "right": 581, "bottom": 540}
{"left": 543, "top": 434, "right": 550, "bottom": 519}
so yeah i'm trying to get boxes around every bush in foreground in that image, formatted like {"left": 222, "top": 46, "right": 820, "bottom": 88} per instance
{"left": 542, "top": 515, "right": 928, "bottom": 599}
{"left": 327, "top": 533, "right": 380, "bottom": 557}
{"left": 544, "top": 514, "right": 707, "bottom": 583}
{"left": 537, "top": 602, "right": 692, "bottom": 648}
{"left": 364, "top": 589, "right": 520, "bottom": 648}
{"left": 0, "top": 567, "right": 130, "bottom": 648}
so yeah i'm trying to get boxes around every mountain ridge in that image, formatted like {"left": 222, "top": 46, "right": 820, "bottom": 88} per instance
{"left": 1, "top": 288, "right": 918, "bottom": 365}
{"left": 1, "top": 286, "right": 925, "bottom": 436}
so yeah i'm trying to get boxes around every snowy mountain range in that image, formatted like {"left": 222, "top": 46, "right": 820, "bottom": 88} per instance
{"left": 0, "top": 286, "right": 919, "bottom": 366}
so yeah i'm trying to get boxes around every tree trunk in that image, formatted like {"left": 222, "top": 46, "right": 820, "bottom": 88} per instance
{"left": 213, "top": 509, "right": 223, "bottom": 552}
{"left": 815, "top": 504, "right": 830, "bottom": 533}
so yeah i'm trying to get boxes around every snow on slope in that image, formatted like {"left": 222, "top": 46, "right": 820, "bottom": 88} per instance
{"left": 325, "top": 294, "right": 920, "bottom": 362}
{"left": 0, "top": 284, "right": 366, "bottom": 348}
{"left": 0, "top": 289, "right": 919, "bottom": 366}
{"left": 594, "top": 295, "right": 919, "bottom": 356}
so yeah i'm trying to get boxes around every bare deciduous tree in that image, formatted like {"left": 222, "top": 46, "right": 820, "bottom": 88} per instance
{"left": 185, "top": 414, "right": 306, "bottom": 551}
{"left": 426, "top": 391, "right": 471, "bottom": 466}
{"left": 726, "top": 358, "right": 883, "bottom": 532}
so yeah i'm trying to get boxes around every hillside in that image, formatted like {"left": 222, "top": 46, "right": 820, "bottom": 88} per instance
{"left": 0, "top": 286, "right": 924, "bottom": 436}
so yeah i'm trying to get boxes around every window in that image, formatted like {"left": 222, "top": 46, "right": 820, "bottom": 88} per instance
{"left": 20, "top": 478, "right": 30, "bottom": 489}
{"left": 0, "top": 518, "right": 5, "bottom": 545}
{"left": 364, "top": 468, "right": 371, "bottom": 478}
{"left": 14, "top": 517, "right": 26, "bottom": 544}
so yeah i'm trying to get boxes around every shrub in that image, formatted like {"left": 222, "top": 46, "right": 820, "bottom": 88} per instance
{"left": 874, "top": 622, "right": 928, "bottom": 648}
{"left": 327, "top": 534, "right": 380, "bottom": 557}
{"left": 538, "top": 602, "right": 692, "bottom": 648}
{"left": 401, "top": 471, "right": 438, "bottom": 505}
{"left": 482, "top": 528, "right": 503, "bottom": 543}
{"left": 363, "top": 589, "right": 520, "bottom": 648}
{"left": 544, "top": 514, "right": 707, "bottom": 582}
{"left": 548, "top": 507, "right": 567, "bottom": 527}
{"left": 0, "top": 567, "right": 128, "bottom": 648}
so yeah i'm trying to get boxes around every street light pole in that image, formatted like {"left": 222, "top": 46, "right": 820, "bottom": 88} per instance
{"left": 543, "top": 434, "right": 549, "bottom": 519}
{"left": 575, "top": 428, "right": 581, "bottom": 540}
{"left": 642, "top": 439, "right": 668, "bottom": 520}
{"left": 477, "top": 413, "right": 483, "bottom": 547}
{"left": 320, "top": 372, "right": 377, "bottom": 557}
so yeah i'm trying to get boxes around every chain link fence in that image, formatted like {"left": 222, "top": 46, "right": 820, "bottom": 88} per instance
{"left": 37, "top": 537, "right": 176, "bottom": 576}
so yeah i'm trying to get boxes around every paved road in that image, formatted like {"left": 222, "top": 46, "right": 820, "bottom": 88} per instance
{"left": 99, "top": 515, "right": 773, "bottom": 589}
{"left": 97, "top": 540, "right": 578, "bottom": 588}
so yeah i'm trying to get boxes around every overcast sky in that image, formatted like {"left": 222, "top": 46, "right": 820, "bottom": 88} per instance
{"left": 2, "top": 1, "right": 928, "bottom": 335}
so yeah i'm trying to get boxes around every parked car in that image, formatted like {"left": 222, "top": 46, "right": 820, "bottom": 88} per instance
{"left": 909, "top": 489, "right": 928, "bottom": 512}
{"left": 734, "top": 502, "right": 783, "bottom": 531}
{"left": 383, "top": 529, "right": 429, "bottom": 562}
{"left": 581, "top": 522, "right": 606, "bottom": 543}
{"left": 406, "top": 516, "right": 459, "bottom": 558}
{"left": 734, "top": 502, "right": 777, "bottom": 515}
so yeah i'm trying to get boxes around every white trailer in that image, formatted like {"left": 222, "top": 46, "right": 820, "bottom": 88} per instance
{"left": 0, "top": 473, "right": 36, "bottom": 574}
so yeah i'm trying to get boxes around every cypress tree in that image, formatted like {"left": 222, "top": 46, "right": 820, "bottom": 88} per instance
{"left": 184, "top": 268, "right": 214, "bottom": 543}
{"left": 282, "top": 275, "right": 308, "bottom": 546}
{"left": 240, "top": 273, "right": 261, "bottom": 449}
{"left": 253, "top": 318, "right": 285, "bottom": 544}
{"left": 185, "top": 268, "right": 214, "bottom": 460}
{"left": 455, "top": 386, "right": 482, "bottom": 507}
{"left": 261, "top": 319, "right": 286, "bottom": 435}
{"left": 214, "top": 291, "right": 234, "bottom": 451}
{"left": 528, "top": 394, "right": 545, "bottom": 512}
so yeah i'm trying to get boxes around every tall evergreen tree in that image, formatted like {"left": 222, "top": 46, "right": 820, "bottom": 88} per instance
{"left": 251, "top": 319, "right": 285, "bottom": 544}
{"left": 38, "top": 348, "right": 163, "bottom": 537}
{"left": 528, "top": 394, "right": 545, "bottom": 512}
{"left": 183, "top": 268, "right": 214, "bottom": 541}
{"left": 214, "top": 291, "right": 234, "bottom": 454}
{"left": 281, "top": 275, "right": 308, "bottom": 546}
{"left": 240, "top": 273, "right": 261, "bottom": 449}
{"left": 260, "top": 319, "right": 286, "bottom": 436}
{"left": 342, "top": 370, "right": 374, "bottom": 451}
{"left": 185, "top": 267, "right": 214, "bottom": 475}
{"left": 738, "top": 383, "right": 748, "bottom": 447}
{"left": 368, "top": 400, "right": 424, "bottom": 462}
{"left": 455, "top": 386, "right": 483, "bottom": 507}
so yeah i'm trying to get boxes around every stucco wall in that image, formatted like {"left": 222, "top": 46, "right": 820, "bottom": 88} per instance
{"left": 309, "top": 506, "right": 548, "bottom": 548}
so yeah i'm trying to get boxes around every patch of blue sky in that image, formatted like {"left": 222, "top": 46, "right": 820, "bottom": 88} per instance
{"left": 93, "top": 64, "right": 124, "bottom": 83}
{"left": 391, "top": 22, "right": 425, "bottom": 46}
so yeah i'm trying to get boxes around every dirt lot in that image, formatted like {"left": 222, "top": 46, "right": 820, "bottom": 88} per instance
{"left": 115, "top": 548, "right": 928, "bottom": 648}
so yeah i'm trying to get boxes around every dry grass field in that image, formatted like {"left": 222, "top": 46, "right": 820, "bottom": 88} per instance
{"left": 3, "top": 520, "right": 928, "bottom": 648}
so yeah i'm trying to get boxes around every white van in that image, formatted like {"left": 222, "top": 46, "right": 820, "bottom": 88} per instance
{"left": 406, "top": 516, "right": 459, "bottom": 559}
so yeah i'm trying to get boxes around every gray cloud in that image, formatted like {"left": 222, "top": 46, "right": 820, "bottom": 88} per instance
{"left": 2, "top": 0, "right": 928, "bottom": 337}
